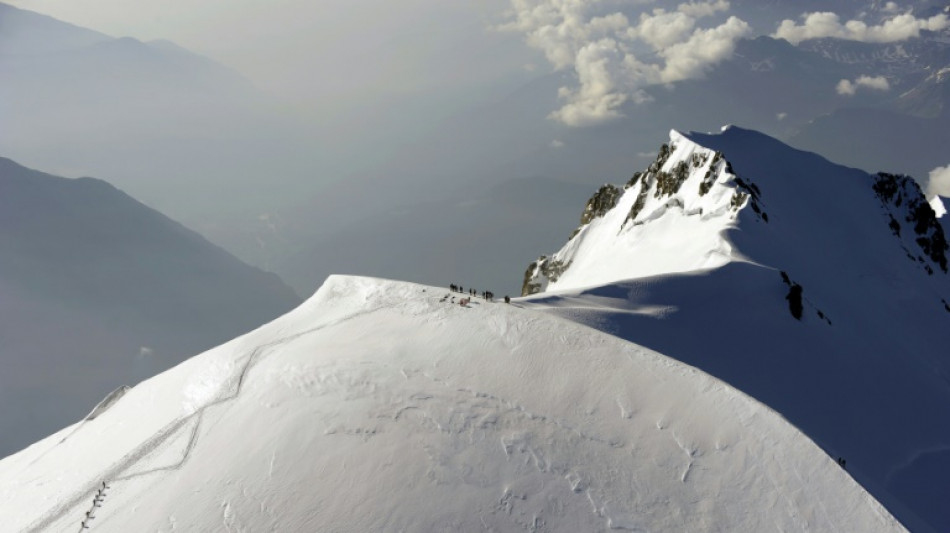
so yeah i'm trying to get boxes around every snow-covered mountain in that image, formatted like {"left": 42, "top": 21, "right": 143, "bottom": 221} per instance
{"left": 0, "top": 276, "right": 905, "bottom": 532}
{"left": 521, "top": 126, "right": 950, "bottom": 532}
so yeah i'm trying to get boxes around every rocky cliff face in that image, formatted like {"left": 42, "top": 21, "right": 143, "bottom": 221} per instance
{"left": 873, "top": 171, "right": 948, "bottom": 274}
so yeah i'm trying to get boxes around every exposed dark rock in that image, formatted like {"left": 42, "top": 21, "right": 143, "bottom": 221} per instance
{"left": 730, "top": 190, "right": 749, "bottom": 211}
{"left": 698, "top": 152, "right": 723, "bottom": 197}
{"left": 521, "top": 256, "right": 573, "bottom": 296}
{"left": 874, "top": 172, "right": 948, "bottom": 273}
{"left": 626, "top": 172, "right": 643, "bottom": 189}
{"left": 655, "top": 161, "right": 690, "bottom": 198}
{"left": 690, "top": 153, "right": 708, "bottom": 168}
{"left": 786, "top": 283, "right": 804, "bottom": 320}
{"left": 580, "top": 184, "right": 622, "bottom": 226}
{"left": 522, "top": 259, "right": 543, "bottom": 296}
{"left": 648, "top": 143, "right": 672, "bottom": 175}
{"left": 626, "top": 179, "right": 652, "bottom": 225}
{"left": 888, "top": 215, "right": 901, "bottom": 236}
{"left": 568, "top": 184, "right": 623, "bottom": 240}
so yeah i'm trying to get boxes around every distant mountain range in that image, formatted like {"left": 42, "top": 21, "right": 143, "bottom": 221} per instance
{"left": 0, "top": 157, "right": 300, "bottom": 457}
{"left": 275, "top": 175, "right": 596, "bottom": 298}
{"left": 0, "top": 1, "right": 312, "bottom": 223}
{"left": 265, "top": 28, "right": 950, "bottom": 295}
{"left": 3, "top": 2, "right": 950, "bottom": 301}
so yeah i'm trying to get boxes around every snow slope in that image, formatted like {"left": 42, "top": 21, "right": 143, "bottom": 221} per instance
{"left": 521, "top": 126, "right": 950, "bottom": 532}
{"left": 522, "top": 133, "right": 743, "bottom": 294}
{"left": 0, "top": 276, "right": 903, "bottom": 532}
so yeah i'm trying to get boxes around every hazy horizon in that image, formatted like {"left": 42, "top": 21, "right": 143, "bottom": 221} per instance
{"left": 3, "top": 0, "right": 949, "bottom": 292}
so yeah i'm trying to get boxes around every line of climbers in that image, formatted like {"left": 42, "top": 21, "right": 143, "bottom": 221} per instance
{"left": 79, "top": 481, "right": 109, "bottom": 530}
{"left": 447, "top": 284, "right": 511, "bottom": 305}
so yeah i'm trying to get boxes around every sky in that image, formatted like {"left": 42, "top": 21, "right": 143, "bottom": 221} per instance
{"left": 2, "top": 0, "right": 533, "bottom": 116}
{"left": 5, "top": 0, "right": 948, "bottom": 125}
{"left": 2, "top": 0, "right": 948, "bottom": 279}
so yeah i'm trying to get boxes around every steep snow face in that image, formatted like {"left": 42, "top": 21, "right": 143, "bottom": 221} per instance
{"left": 520, "top": 126, "right": 950, "bottom": 532}
{"left": 523, "top": 130, "right": 765, "bottom": 295}
{"left": 525, "top": 126, "right": 948, "bottom": 297}
{"left": 0, "top": 276, "right": 903, "bottom": 532}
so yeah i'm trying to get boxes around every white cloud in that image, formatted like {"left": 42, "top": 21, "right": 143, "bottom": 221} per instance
{"left": 627, "top": 10, "right": 699, "bottom": 50}
{"left": 658, "top": 16, "right": 750, "bottom": 82}
{"left": 925, "top": 164, "right": 950, "bottom": 199}
{"left": 502, "top": 0, "right": 750, "bottom": 126}
{"left": 549, "top": 38, "right": 631, "bottom": 126}
{"left": 677, "top": 0, "right": 730, "bottom": 18}
{"left": 836, "top": 75, "right": 890, "bottom": 95}
{"left": 836, "top": 79, "right": 856, "bottom": 95}
{"left": 857, "top": 74, "right": 890, "bottom": 90}
{"left": 881, "top": 2, "right": 901, "bottom": 14}
{"left": 773, "top": 11, "right": 950, "bottom": 45}
{"left": 776, "top": 112, "right": 787, "bottom": 120}
{"left": 550, "top": 139, "right": 565, "bottom": 148}
{"left": 501, "top": 0, "right": 605, "bottom": 70}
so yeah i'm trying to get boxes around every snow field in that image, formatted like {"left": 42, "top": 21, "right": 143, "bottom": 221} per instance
{"left": 0, "top": 276, "right": 904, "bottom": 532}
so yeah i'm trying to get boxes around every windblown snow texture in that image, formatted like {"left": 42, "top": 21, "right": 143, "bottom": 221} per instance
{"left": 0, "top": 277, "right": 903, "bottom": 532}
{"left": 521, "top": 126, "right": 950, "bottom": 532}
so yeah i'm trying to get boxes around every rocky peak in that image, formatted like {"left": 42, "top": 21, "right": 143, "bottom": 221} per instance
{"left": 521, "top": 130, "right": 766, "bottom": 296}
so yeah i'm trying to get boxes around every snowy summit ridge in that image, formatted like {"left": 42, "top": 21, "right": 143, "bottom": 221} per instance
{"left": 0, "top": 275, "right": 905, "bottom": 532}
{"left": 523, "top": 126, "right": 947, "bottom": 296}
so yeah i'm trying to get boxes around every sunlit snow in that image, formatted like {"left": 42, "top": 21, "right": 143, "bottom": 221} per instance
{"left": 0, "top": 276, "right": 903, "bottom": 532}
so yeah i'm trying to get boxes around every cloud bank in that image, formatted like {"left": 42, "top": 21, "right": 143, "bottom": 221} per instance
{"left": 501, "top": 0, "right": 750, "bottom": 126}
{"left": 773, "top": 11, "right": 950, "bottom": 45}
{"left": 836, "top": 75, "right": 890, "bottom": 95}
